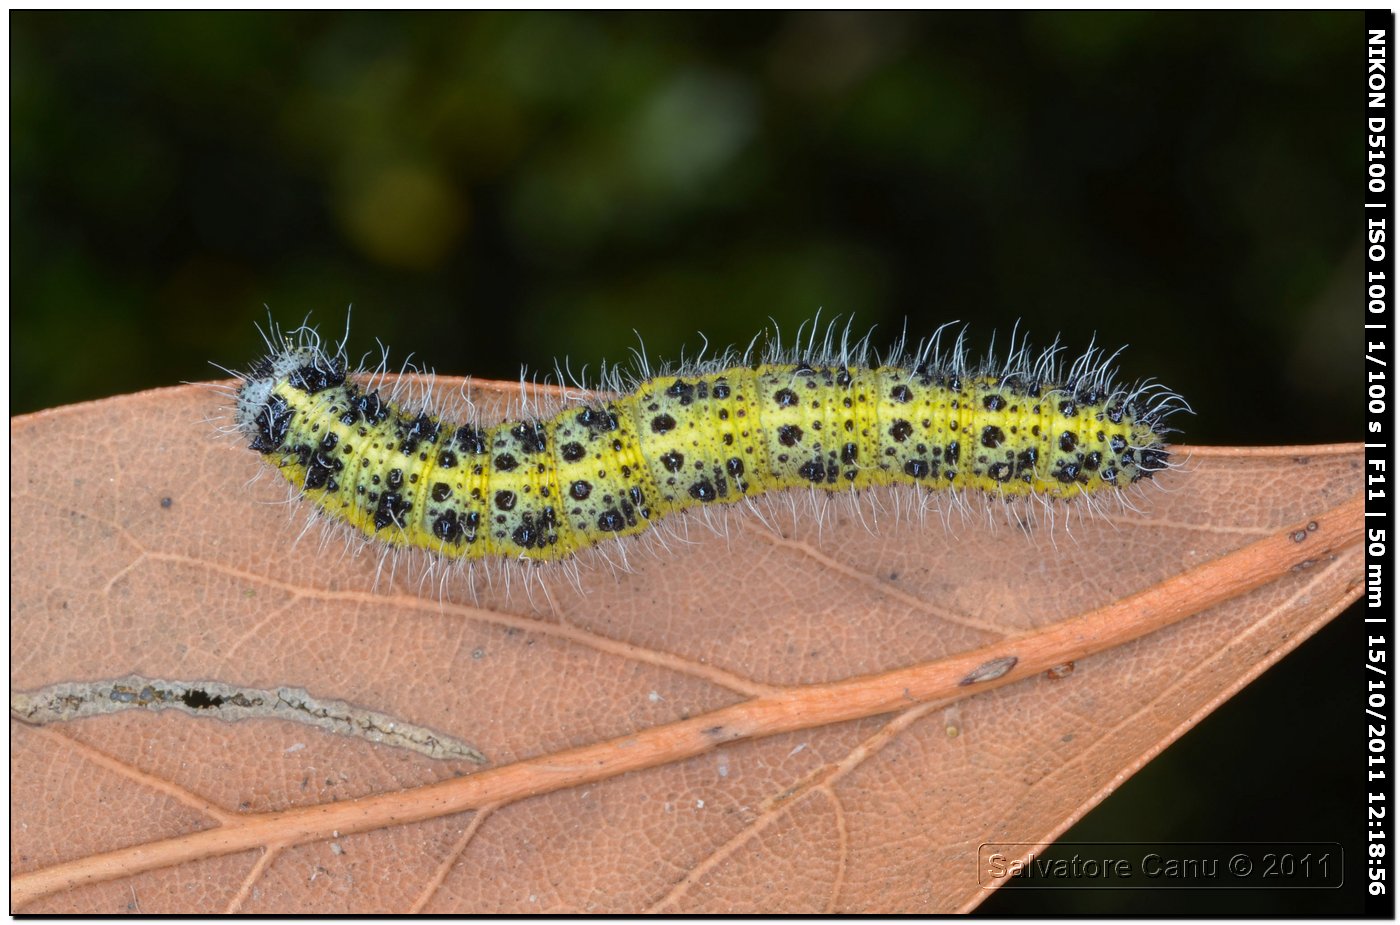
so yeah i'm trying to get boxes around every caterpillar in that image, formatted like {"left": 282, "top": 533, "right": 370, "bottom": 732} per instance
{"left": 228, "top": 319, "right": 1186, "bottom": 566}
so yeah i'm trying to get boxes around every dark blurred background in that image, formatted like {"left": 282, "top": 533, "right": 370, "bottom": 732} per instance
{"left": 11, "top": 11, "right": 1363, "bottom": 913}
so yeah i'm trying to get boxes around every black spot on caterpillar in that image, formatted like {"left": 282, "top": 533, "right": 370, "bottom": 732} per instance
{"left": 225, "top": 319, "right": 1188, "bottom": 564}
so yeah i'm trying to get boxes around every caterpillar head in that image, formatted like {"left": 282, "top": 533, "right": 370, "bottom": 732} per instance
{"left": 235, "top": 345, "right": 346, "bottom": 455}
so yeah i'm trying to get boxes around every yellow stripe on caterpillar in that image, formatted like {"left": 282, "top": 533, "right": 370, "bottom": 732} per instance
{"left": 231, "top": 321, "right": 1186, "bottom": 563}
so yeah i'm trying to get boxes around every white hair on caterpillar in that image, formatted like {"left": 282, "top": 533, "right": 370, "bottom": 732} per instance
{"left": 209, "top": 311, "right": 1191, "bottom": 611}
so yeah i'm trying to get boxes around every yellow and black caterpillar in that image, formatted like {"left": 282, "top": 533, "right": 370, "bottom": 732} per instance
{"left": 232, "top": 322, "right": 1184, "bottom": 563}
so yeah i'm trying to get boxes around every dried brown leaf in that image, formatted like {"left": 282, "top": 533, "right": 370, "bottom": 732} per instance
{"left": 10, "top": 380, "right": 1363, "bottom": 913}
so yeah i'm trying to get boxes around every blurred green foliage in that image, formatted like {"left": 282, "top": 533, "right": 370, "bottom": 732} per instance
{"left": 10, "top": 11, "right": 1364, "bottom": 914}
{"left": 13, "top": 11, "right": 1356, "bottom": 446}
